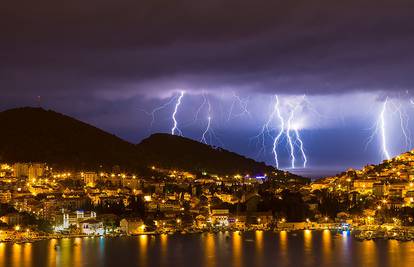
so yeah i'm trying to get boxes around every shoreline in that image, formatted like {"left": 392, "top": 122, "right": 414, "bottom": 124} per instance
{"left": 3, "top": 228, "right": 414, "bottom": 244}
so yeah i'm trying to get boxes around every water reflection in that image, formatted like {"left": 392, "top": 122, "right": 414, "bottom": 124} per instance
{"left": 303, "top": 230, "right": 312, "bottom": 253}
{"left": 232, "top": 232, "right": 242, "bottom": 267}
{"left": 47, "top": 239, "right": 57, "bottom": 267}
{"left": 204, "top": 233, "right": 215, "bottom": 267}
{"left": 11, "top": 244, "right": 21, "bottom": 267}
{"left": 303, "top": 230, "right": 314, "bottom": 267}
{"left": 255, "top": 231, "right": 264, "bottom": 266}
{"left": 361, "top": 240, "right": 377, "bottom": 266}
{"left": 279, "top": 231, "right": 288, "bottom": 267}
{"left": 0, "top": 243, "right": 5, "bottom": 267}
{"left": 160, "top": 234, "right": 168, "bottom": 267}
{"left": 73, "top": 238, "right": 82, "bottom": 267}
{"left": 3, "top": 232, "right": 414, "bottom": 267}
{"left": 139, "top": 235, "right": 148, "bottom": 267}
{"left": 321, "top": 230, "right": 332, "bottom": 266}
{"left": 98, "top": 237, "right": 105, "bottom": 263}
{"left": 22, "top": 243, "right": 32, "bottom": 267}
{"left": 388, "top": 240, "right": 400, "bottom": 267}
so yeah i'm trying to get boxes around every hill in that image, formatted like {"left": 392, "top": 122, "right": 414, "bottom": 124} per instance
{"left": 312, "top": 150, "right": 414, "bottom": 185}
{"left": 0, "top": 107, "right": 304, "bottom": 179}
{"left": 0, "top": 107, "right": 138, "bottom": 170}
{"left": 137, "top": 133, "right": 277, "bottom": 175}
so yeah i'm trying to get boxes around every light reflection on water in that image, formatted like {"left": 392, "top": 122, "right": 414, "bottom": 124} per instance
{"left": 1, "top": 231, "right": 414, "bottom": 267}
{"left": 233, "top": 232, "right": 242, "bottom": 267}
{"left": 139, "top": 235, "right": 148, "bottom": 267}
{"left": 322, "top": 230, "right": 332, "bottom": 266}
{"left": 204, "top": 233, "right": 215, "bottom": 267}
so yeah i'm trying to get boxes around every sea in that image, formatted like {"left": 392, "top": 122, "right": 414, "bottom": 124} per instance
{"left": 1, "top": 230, "right": 413, "bottom": 267}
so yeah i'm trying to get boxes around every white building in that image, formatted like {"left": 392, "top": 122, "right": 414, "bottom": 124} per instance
{"left": 79, "top": 218, "right": 104, "bottom": 235}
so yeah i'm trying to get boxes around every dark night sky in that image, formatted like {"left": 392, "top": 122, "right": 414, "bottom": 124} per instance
{"left": 2, "top": 0, "right": 414, "bottom": 177}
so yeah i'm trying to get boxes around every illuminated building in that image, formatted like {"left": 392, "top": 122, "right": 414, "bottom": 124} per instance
{"left": 119, "top": 218, "right": 145, "bottom": 234}
{"left": 83, "top": 172, "right": 98, "bottom": 186}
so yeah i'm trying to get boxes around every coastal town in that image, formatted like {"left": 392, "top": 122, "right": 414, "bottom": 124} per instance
{"left": 1, "top": 149, "right": 414, "bottom": 243}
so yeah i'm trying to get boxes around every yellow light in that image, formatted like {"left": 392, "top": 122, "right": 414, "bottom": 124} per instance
{"left": 14, "top": 225, "right": 20, "bottom": 231}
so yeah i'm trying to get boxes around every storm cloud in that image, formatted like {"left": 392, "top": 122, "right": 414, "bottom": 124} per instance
{"left": 2, "top": 0, "right": 414, "bottom": 175}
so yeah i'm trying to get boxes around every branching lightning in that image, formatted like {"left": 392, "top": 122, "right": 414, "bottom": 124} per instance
{"left": 392, "top": 102, "right": 411, "bottom": 149}
{"left": 286, "top": 103, "right": 297, "bottom": 169}
{"left": 367, "top": 98, "right": 391, "bottom": 160}
{"left": 228, "top": 92, "right": 251, "bottom": 121}
{"left": 367, "top": 96, "right": 414, "bottom": 161}
{"left": 272, "top": 95, "right": 284, "bottom": 169}
{"left": 252, "top": 95, "right": 279, "bottom": 156}
{"left": 201, "top": 95, "right": 212, "bottom": 144}
{"left": 286, "top": 96, "right": 308, "bottom": 169}
{"left": 194, "top": 92, "right": 207, "bottom": 122}
{"left": 190, "top": 93, "right": 224, "bottom": 146}
{"left": 171, "top": 91, "right": 185, "bottom": 136}
{"left": 379, "top": 97, "right": 391, "bottom": 159}
{"left": 294, "top": 128, "right": 307, "bottom": 168}
{"left": 143, "top": 95, "right": 178, "bottom": 130}
{"left": 253, "top": 94, "right": 308, "bottom": 169}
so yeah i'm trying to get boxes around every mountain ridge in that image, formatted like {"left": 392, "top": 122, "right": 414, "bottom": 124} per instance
{"left": 0, "top": 107, "right": 299, "bottom": 178}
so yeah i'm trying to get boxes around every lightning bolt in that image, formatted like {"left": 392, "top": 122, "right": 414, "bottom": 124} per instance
{"left": 252, "top": 95, "right": 279, "bottom": 156}
{"left": 143, "top": 95, "right": 178, "bottom": 130}
{"left": 191, "top": 93, "right": 224, "bottom": 146}
{"left": 367, "top": 96, "right": 414, "bottom": 160}
{"left": 201, "top": 95, "right": 212, "bottom": 144}
{"left": 252, "top": 94, "right": 309, "bottom": 169}
{"left": 272, "top": 95, "right": 285, "bottom": 169}
{"left": 286, "top": 96, "right": 307, "bottom": 169}
{"left": 393, "top": 102, "right": 411, "bottom": 150}
{"left": 171, "top": 91, "right": 185, "bottom": 136}
{"left": 194, "top": 92, "right": 207, "bottom": 122}
{"left": 294, "top": 128, "right": 307, "bottom": 168}
{"left": 380, "top": 97, "right": 391, "bottom": 160}
{"left": 228, "top": 92, "right": 251, "bottom": 120}
{"left": 286, "top": 104, "right": 297, "bottom": 169}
